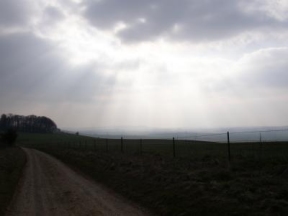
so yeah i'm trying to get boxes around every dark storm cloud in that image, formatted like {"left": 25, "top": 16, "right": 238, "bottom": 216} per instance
{"left": 0, "top": 33, "right": 115, "bottom": 105}
{"left": 0, "top": 0, "right": 32, "bottom": 27}
{"left": 82, "top": 0, "right": 286, "bottom": 43}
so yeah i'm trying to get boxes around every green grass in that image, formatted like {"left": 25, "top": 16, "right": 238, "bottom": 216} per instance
{"left": 0, "top": 147, "right": 26, "bottom": 216}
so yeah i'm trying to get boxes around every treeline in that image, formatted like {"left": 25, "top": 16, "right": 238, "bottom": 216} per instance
{"left": 0, "top": 114, "right": 58, "bottom": 133}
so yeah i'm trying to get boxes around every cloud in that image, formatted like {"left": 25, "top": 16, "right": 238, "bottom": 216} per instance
{"left": 243, "top": 0, "right": 288, "bottom": 21}
{"left": 42, "top": 6, "right": 65, "bottom": 25}
{"left": 206, "top": 47, "right": 288, "bottom": 97}
{"left": 0, "top": 32, "right": 115, "bottom": 107}
{"left": 237, "top": 47, "right": 288, "bottom": 89}
{"left": 82, "top": 0, "right": 288, "bottom": 43}
{"left": 0, "top": 0, "right": 34, "bottom": 27}
{"left": 1, "top": 0, "right": 287, "bottom": 129}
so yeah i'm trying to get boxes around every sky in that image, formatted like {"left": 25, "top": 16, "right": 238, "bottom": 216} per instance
{"left": 0, "top": 0, "right": 288, "bottom": 130}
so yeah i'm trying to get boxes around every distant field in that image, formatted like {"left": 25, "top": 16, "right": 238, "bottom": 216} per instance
{"left": 19, "top": 132, "right": 288, "bottom": 160}
{"left": 18, "top": 132, "right": 95, "bottom": 144}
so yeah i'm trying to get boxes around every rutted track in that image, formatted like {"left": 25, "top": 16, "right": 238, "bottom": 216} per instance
{"left": 6, "top": 148, "right": 151, "bottom": 216}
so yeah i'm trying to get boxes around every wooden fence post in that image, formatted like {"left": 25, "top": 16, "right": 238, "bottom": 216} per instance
{"left": 227, "top": 132, "right": 231, "bottom": 163}
{"left": 106, "top": 139, "right": 108, "bottom": 152}
{"left": 259, "top": 133, "right": 263, "bottom": 160}
{"left": 121, "top": 137, "right": 124, "bottom": 153}
{"left": 140, "top": 139, "right": 142, "bottom": 155}
{"left": 173, "top": 137, "right": 176, "bottom": 158}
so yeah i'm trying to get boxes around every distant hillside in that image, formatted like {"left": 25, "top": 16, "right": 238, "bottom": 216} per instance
{"left": 0, "top": 114, "right": 58, "bottom": 133}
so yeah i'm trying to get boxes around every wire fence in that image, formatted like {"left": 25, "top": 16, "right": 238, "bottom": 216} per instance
{"left": 21, "top": 128, "right": 288, "bottom": 161}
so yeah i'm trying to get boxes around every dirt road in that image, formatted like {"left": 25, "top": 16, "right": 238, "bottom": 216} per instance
{"left": 6, "top": 148, "right": 152, "bottom": 216}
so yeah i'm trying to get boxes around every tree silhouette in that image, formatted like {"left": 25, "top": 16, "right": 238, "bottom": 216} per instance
{"left": 0, "top": 114, "right": 58, "bottom": 133}
{"left": 0, "top": 114, "right": 7, "bottom": 130}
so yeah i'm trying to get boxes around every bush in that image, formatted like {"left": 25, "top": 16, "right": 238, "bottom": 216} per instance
{"left": 1, "top": 128, "right": 18, "bottom": 147}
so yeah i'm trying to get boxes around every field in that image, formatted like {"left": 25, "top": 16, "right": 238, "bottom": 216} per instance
{"left": 20, "top": 132, "right": 288, "bottom": 216}
{"left": 0, "top": 147, "right": 26, "bottom": 216}
{"left": 19, "top": 132, "right": 288, "bottom": 160}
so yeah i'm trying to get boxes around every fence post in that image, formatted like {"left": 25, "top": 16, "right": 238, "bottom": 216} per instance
{"left": 173, "top": 137, "right": 176, "bottom": 158}
{"left": 121, "top": 137, "right": 124, "bottom": 153}
{"left": 259, "top": 133, "right": 262, "bottom": 160}
{"left": 94, "top": 139, "right": 96, "bottom": 151}
{"left": 227, "top": 132, "right": 231, "bottom": 163}
{"left": 106, "top": 139, "right": 108, "bottom": 152}
{"left": 140, "top": 139, "right": 142, "bottom": 155}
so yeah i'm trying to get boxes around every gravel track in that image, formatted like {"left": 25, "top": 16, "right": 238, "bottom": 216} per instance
{"left": 6, "top": 148, "right": 151, "bottom": 216}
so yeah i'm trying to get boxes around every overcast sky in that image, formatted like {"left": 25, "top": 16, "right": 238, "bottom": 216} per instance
{"left": 0, "top": 0, "right": 288, "bottom": 130}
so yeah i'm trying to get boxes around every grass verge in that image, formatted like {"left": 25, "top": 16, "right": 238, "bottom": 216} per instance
{"left": 0, "top": 147, "right": 26, "bottom": 216}
{"left": 35, "top": 146, "right": 288, "bottom": 216}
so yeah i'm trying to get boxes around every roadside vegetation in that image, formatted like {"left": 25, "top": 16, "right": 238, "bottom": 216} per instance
{"left": 0, "top": 128, "right": 26, "bottom": 216}
{"left": 22, "top": 132, "right": 288, "bottom": 216}
{"left": 0, "top": 113, "right": 59, "bottom": 216}
{"left": 0, "top": 147, "right": 26, "bottom": 216}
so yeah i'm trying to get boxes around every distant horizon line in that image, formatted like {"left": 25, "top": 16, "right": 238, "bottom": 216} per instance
{"left": 60, "top": 125, "right": 288, "bottom": 133}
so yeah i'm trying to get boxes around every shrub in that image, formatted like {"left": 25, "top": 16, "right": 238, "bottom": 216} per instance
{"left": 1, "top": 128, "right": 18, "bottom": 147}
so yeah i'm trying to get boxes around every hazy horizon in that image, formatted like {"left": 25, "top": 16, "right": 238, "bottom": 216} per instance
{"left": 61, "top": 125, "right": 288, "bottom": 143}
{"left": 1, "top": 0, "right": 288, "bottom": 130}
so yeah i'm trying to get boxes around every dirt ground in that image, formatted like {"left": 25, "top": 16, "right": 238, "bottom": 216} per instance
{"left": 5, "top": 148, "right": 151, "bottom": 216}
